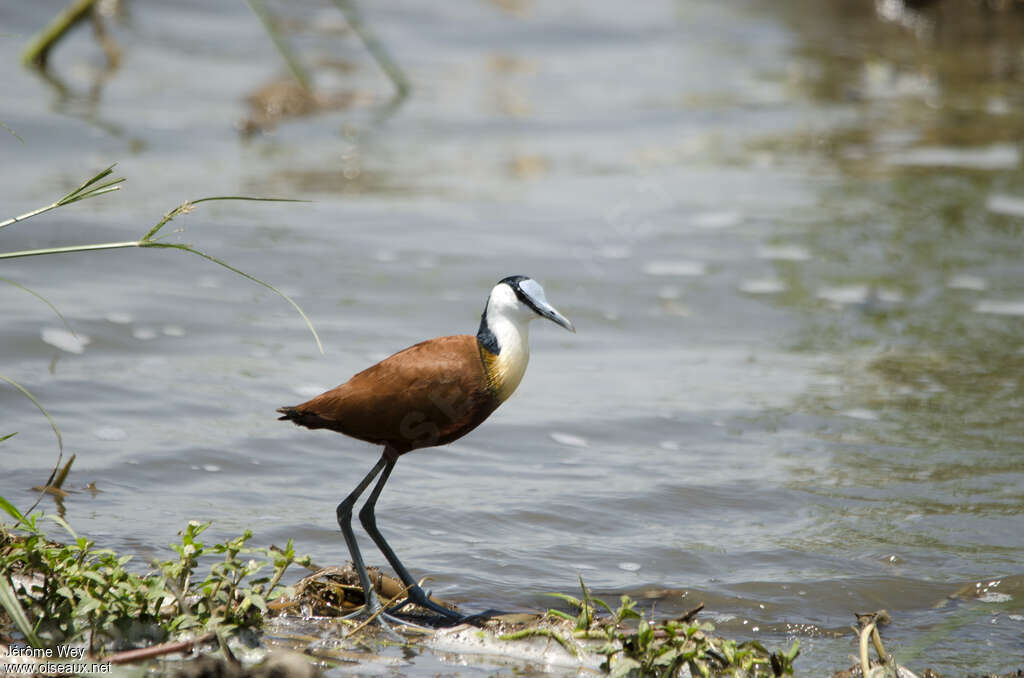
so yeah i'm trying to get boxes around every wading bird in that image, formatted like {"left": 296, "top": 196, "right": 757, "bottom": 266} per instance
{"left": 278, "top": 275, "right": 574, "bottom": 624}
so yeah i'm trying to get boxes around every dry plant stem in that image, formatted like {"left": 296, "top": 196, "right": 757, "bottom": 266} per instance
{"left": 675, "top": 602, "right": 705, "bottom": 624}
{"left": 345, "top": 581, "right": 414, "bottom": 637}
{"left": 871, "top": 625, "right": 890, "bottom": 667}
{"left": 293, "top": 566, "right": 348, "bottom": 599}
{"left": 30, "top": 455, "right": 76, "bottom": 499}
{"left": 859, "top": 621, "right": 878, "bottom": 677}
{"left": 856, "top": 611, "right": 896, "bottom": 677}
{"left": 105, "top": 632, "right": 216, "bottom": 665}
{"left": 21, "top": 0, "right": 97, "bottom": 67}
{"left": 51, "top": 454, "right": 75, "bottom": 490}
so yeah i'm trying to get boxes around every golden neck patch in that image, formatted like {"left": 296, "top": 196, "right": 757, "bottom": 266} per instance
{"left": 478, "top": 343, "right": 528, "bottom": 403}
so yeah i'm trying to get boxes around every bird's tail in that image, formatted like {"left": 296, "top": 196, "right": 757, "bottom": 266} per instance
{"left": 277, "top": 405, "right": 333, "bottom": 430}
{"left": 276, "top": 406, "right": 300, "bottom": 422}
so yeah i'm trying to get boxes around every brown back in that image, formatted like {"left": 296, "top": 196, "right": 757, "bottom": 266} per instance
{"left": 280, "top": 335, "right": 500, "bottom": 454}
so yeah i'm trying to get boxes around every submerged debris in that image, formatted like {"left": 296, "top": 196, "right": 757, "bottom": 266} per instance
{"left": 240, "top": 78, "right": 363, "bottom": 136}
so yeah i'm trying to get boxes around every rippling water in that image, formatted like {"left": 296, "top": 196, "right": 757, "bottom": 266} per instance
{"left": 2, "top": 0, "right": 1022, "bottom": 674}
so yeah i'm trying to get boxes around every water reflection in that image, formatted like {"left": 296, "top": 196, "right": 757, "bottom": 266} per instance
{"left": 739, "top": 1, "right": 1024, "bottom": 670}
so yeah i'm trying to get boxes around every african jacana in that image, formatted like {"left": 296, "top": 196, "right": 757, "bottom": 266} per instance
{"left": 278, "top": 275, "right": 574, "bottom": 624}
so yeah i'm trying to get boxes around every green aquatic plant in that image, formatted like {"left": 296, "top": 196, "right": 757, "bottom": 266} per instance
{"left": 0, "top": 497, "right": 309, "bottom": 655}
{"left": 508, "top": 577, "right": 800, "bottom": 678}
{"left": 157, "top": 520, "right": 310, "bottom": 636}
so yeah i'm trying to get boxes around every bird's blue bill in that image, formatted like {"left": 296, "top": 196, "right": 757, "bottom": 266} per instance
{"left": 519, "top": 279, "right": 576, "bottom": 332}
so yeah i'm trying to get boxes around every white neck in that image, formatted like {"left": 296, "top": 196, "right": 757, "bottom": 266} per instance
{"left": 478, "top": 284, "right": 534, "bottom": 401}
{"left": 487, "top": 307, "right": 530, "bottom": 400}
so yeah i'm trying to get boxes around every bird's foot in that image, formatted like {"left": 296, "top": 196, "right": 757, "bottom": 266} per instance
{"left": 341, "top": 596, "right": 429, "bottom": 638}
{"left": 387, "top": 584, "right": 465, "bottom": 625}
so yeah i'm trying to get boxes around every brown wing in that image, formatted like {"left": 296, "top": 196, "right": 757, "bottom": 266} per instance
{"left": 278, "top": 335, "right": 500, "bottom": 453}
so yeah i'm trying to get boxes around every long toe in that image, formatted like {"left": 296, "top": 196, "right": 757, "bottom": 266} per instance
{"left": 388, "top": 585, "right": 464, "bottom": 624}
{"left": 341, "top": 603, "right": 430, "bottom": 638}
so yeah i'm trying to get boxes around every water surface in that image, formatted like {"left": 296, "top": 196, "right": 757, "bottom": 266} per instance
{"left": 1, "top": 0, "right": 1022, "bottom": 674}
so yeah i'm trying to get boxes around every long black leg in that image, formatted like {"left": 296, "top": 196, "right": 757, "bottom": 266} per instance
{"left": 358, "top": 457, "right": 463, "bottom": 622}
{"left": 336, "top": 454, "right": 389, "bottom": 616}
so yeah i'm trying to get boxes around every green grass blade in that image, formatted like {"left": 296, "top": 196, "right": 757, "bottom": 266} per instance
{"left": 188, "top": 196, "right": 309, "bottom": 207}
{"left": 58, "top": 180, "right": 125, "bottom": 207}
{"left": 56, "top": 163, "right": 118, "bottom": 205}
{"left": 592, "top": 596, "right": 615, "bottom": 616}
{"left": 0, "top": 374, "right": 64, "bottom": 515}
{"left": 0, "top": 433, "right": 16, "bottom": 442}
{"left": 0, "top": 375, "right": 62, "bottom": 456}
{"left": 0, "top": 276, "right": 76, "bottom": 336}
{"left": 143, "top": 196, "right": 308, "bottom": 241}
{"left": 546, "top": 609, "right": 577, "bottom": 622}
{"left": 61, "top": 179, "right": 125, "bottom": 206}
{"left": 0, "top": 165, "right": 124, "bottom": 231}
{"left": 43, "top": 514, "right": 79, "bottom": 540}
{"left": 0, "top": 495, "right": 27, "bottom": 525}
{"left": 0, "top": 241, "right": 142, "bottom": 260}
{"left": 144, "top": 242, "right": 323, "bottom": 353}
{"left": 0, "top": 576, "right": 42, "bottom": 648}
{"left": 137, "top": 195, "right": 318, "bottom": 351}
{"left": 543, "top": 592, "right": 583, "bottom": 608}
